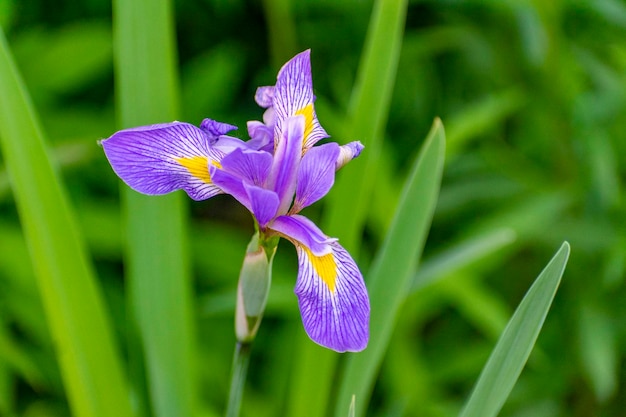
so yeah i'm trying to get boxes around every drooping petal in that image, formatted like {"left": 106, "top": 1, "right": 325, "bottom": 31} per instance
{"left": 273, "top": 50, "right": 328, "bottom": 149}
{"left": 219, "top": 148, "right": 273, "bottom": 187}
{"left": 244, "top": 183, "right": 279, "bottom": 228}
{"left": 270, "top": 214, "right": 335, "bottom": 256}
{"left": 293, "top": 143, "right": 340, "bottom": 212}
{"left": 267, "top": 115, "right": 304, "bottom": 215}
{"left": 294, "top": 240, "right": 370, "bottom": 352}
{"left": 336, "top": 141, "right": 364, "bottom": 170}
{"left": 101, "top": 122, "right": 224, "bottom": 201}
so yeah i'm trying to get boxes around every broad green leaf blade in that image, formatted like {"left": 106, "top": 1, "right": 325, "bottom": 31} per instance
{"left": 459, "top": 242, "right": 570, "bottom": 417}
{"left": 323, "top": 0, "right": 408, "bottom": 255}
{"left": 0, "top": 28, "right": 133, "bottom": 417}
{"left": 112, "top": 1, "right": 195, "bottom": 417}
{"left": 334, "top": 119, "right": 446, "bottom": 417}
{"left": 289, "top": 1, "right": 409, "bottom": 415}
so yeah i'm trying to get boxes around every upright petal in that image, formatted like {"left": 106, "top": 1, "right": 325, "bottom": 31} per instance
{"left": 101, "top": 122, "right": 224, "bottom": 200}
{"left": 267, "top": 116, "right": 304, "bottom": 215}
{"left": 273, "top": 50, "right": 328, "bottom": 149}
{"left": 294, "top": 240, "right": 370, "bottom": 352}
{"left": 293, "top": 143, "right": 340, "bottom": 212}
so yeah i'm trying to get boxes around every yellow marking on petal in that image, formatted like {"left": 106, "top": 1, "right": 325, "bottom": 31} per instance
{"left": 304, "top": 247, "right": 337, "bottom": 293}
{"left": 295, "top": 103, "right": 315, "bottom": 143}
{"left": 175, "top": 156, "right": 219, "bottom": 183}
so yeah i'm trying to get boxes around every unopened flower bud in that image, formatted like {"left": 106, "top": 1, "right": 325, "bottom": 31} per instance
{"left": 235, "top": 232, "right": 277, "bottom": 342}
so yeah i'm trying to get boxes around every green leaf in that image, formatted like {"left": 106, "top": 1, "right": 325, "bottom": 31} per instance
{"left": 459, "top": 242, "right": 570, "bottom": 417}
{"left": 288, "top": 1, "right": 409, "bottom": 415}
{"left": 112, "top": 0, "right": 196, "bottom": 417}
{"left": 323, "top": 0, "right": 409, "bottom": 255}
{"left": 334, "top": 119, "right": 446, "bottom": 417}
{"left": 0, "top": 28, "right": 133, "bottom": 417}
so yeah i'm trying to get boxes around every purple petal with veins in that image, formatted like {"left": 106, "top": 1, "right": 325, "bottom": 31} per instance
{"left": 267, "top": 115, "right": 304, "bottom": 215}
{"left": 255, "top": 86, "right": 275, "bottom": 108}
{"left": 245, "top": 183, "right": 279, "bottom": 228}
{"left": 219, "top": 148, "right": 273, "bottom": 186}
{"left": 246, "top": 120, "right": 274, "bottom": 151}
{"left": 294, "top": 143, "right": 340, "bottom": 211}
{"left": 294, "top": 240, "right": 370, "bottom": 352}
{"left": 272, "top": 50, "right": 328, "bottom": 148}
{"left": 200, "top": 118, "right": 238, "bottom": 137}
{"left": 209, "top": 166, "right": 252, "bottom": 212}
{"left": 270, "top": 214, "right": 335, "bottom": 256}
{"left": 101, "top": 121, "right": 223, "bottom": 201}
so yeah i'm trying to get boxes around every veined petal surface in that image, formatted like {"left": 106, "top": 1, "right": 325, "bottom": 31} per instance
{"left": 294, "top": 241, "right": 370, "bottom": 352}
{"left": 255, "top": 86, "right": 275, "bottom": 108}
{"left": 273, "top": 50, "right": 328, "bottom": 148}
{"left": 200, "top": 118, "right": 237, "bottom": 136}
{"left": 209, "top": 166, "right": 252, "bottom": 213}
{"left": 268, "top": 116, "right": 304, "bottom": 214}
{"left": 294, "top": 142, "right": 339, "bottom": 211}
{"left": 246, "top": 120, "right": 273, "bottom": 151}
{"left": 245, "top": 183, "right": 279, "bottom": 228}
{"left": 270, "top": 214, "right": 334, "bottom": 256}
{"left": 219, "top": 148, "right": 273, "bottom": 187}
{"left": 101, "top": 122, "right": 223, "bottom": 200}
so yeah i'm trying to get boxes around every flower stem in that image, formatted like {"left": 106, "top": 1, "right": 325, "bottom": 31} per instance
{"left": 225, "top": 341, "right": 252, "bottom": 417}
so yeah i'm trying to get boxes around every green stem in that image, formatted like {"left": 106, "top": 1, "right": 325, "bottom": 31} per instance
{"left": 225, "top": 341, "right": 252, "bottom": 417}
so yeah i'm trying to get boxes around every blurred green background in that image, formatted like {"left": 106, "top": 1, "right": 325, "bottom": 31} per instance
{"left": 0, "top": 0, "right": 625, "bottom": 416}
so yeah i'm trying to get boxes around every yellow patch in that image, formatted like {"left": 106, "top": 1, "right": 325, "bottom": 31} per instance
{"left": 175, "top": 156, "right": 219, "bottom": 183}
{"left": 304, "top": 247, "right": 337, "bottom": 292}
{"left": 295, "top": 103, "right": 315, "bottom": 142}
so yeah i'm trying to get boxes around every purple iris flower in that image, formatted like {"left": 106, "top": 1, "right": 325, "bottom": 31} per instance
{"left": 101, "top": 50, "right": 369, "bottom": 352}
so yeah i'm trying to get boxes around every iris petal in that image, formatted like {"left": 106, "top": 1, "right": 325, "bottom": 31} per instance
{"left": 270, "top": 214, "right": 334, "bottom": 256}
{"left": 255, "top": 86, "right": 275, "bottom": 108}
{"left": 245, "top": 183, "right": 279, "bottom": 228}
{"left": 267, "top": 116, "right": 304, "bottom": 214}
{"left": 209, "top": 167, "right": 251, "bottom": 211}
{"left": 219, "top": 148, "right": 273, "bottom": 187}
{"left": 294, "top": 240, "right": 370, "bottom": 352}
{"left": 336, "top": 141, "right": 364, "bottom": 170}
{"left": 273, "top": 50, "right": 328, "bottom": 149}
{"left": 200, "top": 118, "right": 238, "bottom": 137}
{"left": 101, "top": 122, "right": 224, "bottom": 201}
{"left": 294, "top": 143, "right": 340, "bottom": 211}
